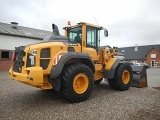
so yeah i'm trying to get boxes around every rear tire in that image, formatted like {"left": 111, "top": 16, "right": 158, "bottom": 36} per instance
{"left": 108, "top": 63, "right": 133, "bottom": 91}
{"left": 61, "top": 63, "right": 93, "bottom": 102}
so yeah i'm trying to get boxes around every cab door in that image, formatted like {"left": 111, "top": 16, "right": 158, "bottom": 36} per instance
{"left": 82, "top": 26, "right": 99, "bottom": 61}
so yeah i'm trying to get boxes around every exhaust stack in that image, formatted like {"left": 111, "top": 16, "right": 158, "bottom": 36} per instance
{"left": 52, "top": 24, "right": 60, "bottom": 36}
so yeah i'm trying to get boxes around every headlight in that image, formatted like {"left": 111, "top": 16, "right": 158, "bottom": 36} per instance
{"left": 29, "top": 55, "right": 35, "bottom": 66}
{"left": 26, "top": 53, "right": 35, "bottom": 67}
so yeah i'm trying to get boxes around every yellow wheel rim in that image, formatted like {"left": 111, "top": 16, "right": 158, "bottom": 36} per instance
{"left": 73, "top": 73, "right": 89, "bottom": 94}
{"left": 122, "top": 70, "right": 130, "bottom": 84}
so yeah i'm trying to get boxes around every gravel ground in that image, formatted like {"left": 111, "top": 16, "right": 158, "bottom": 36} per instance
{"left": 0, "top": 68, "right": 160, "bottom": 120}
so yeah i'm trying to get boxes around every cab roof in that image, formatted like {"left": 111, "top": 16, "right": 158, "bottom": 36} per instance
{"left": 63, "top": 22, "right": 103, "bottom": 30}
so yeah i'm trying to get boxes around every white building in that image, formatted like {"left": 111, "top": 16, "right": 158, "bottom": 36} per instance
{"left": 0, "top": 22, "right": 52, "bottom": 70}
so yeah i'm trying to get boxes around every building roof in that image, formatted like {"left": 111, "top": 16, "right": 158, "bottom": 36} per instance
{"left": 117, "top": 44, "right": 160, "bottom": 60}
{"left": 0, "top": 22, "right": 53, "bottom": 40}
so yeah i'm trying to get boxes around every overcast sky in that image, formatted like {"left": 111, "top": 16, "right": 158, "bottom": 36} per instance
{"left": 0, "top": 0, "right": 160, "bottom": 47}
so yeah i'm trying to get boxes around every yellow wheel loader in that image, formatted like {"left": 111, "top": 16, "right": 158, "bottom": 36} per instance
{"left": 9, "top": 22, "right": 147, "bottom": 102}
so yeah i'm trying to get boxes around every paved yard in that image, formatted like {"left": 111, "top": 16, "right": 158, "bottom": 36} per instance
{"left": 0, "top": 68, "right": 160, "bottom": 120}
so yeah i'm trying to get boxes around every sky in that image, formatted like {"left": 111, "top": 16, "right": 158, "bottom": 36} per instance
{"left": 0, "top": 0, "right": 160, "bottom": 47}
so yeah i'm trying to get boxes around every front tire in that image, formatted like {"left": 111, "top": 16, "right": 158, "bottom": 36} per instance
{"left": 108, "top": 63, "right": 133, "bottom": 91}
{"left": 61, "top": 63, "right": 93, "bottom": 102}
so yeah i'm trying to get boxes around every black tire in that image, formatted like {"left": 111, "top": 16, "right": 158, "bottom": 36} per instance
{"left": 108, "top": 63, "right": 133, "bottom": 91}
{"left": 94, "top": 78, "right": 103, "bottom": 85}
{"left": 61, "top": 63, "right": 93, "bottom": 102}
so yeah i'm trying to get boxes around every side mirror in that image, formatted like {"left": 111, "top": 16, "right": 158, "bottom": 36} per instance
{"left": 104, "top": 30, "right": 108, "bottom": 37}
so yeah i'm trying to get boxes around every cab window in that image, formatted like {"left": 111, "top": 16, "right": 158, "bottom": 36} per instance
{"left": 86, "top": 27, "right": 97, "bottom": 48}
{"left": 68, "top": 27, "right": 82, "bottom": 43}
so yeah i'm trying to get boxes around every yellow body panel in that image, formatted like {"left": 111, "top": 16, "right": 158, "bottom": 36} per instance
{"left": 94, "top": 64, "right": 103, "bottom": 71}
{"left": 81, "top": 23, "right": 87, "bottom": 48}
{"left": 9, "top": 66, "right": 52, "bottom": 89}
{"left": 94, "top": 71, "right": 104, "bottom": 81}
{"left": 105, "top": 58, "right": 117, "bottom": 70}
{"left": 64, "top": 22, "right": 102, "bottom": 30}
{"left": 8, "top": 41, "right": 82, "bottom": 89}
{"left": 25, "top": 42, "right": 81, "bottom": 74}
{"left": 83, "top": 48, "right": 99, "bottom": 61}
{"left": 81, "top": 22, "right": 102, "bottom": 29}
{"left": 94, "top": 64, "right": 104, "bottom": 80}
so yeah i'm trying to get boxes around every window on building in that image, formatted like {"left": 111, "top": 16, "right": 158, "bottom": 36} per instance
{"left": 0, "top": 51, "right": 12, "bottom": 59}
{"left": 122, "top": 50, "right": 125, "bottom": 52}
{"left": 134, "top": 47, "right": 138, "bottom": 51}
{"left": 151, "top": 54, "right": 156, "bottom": 58}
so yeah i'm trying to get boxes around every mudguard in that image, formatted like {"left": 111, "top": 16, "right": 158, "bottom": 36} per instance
{"left": 104, "top": 59, "right": 122, "bottom": 79}
{"left": 50, "top": 52, "right": 95, "bottom": 79}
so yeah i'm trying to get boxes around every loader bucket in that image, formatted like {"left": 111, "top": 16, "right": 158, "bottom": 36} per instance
{"left": 131, "top": 65, "right": 148, "bottom": 88}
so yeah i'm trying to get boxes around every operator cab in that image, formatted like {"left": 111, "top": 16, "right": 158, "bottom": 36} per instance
{"left": 66, "top": 25, "right": 99, "bottom": 49}
{"left": 64, "top": 22, "right": 108, "bottom": 51}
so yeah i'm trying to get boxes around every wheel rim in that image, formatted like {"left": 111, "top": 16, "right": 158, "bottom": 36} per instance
{"left": 122, "top": 70, "right": 130, "bottom": 84}
{"left": 73, "top": 73, "right": 89, "bottom": 94}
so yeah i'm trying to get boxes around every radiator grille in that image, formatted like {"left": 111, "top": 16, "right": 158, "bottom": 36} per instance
{"left": 12, "top": 46, "right": 25, "bottom": 73}
{"left": 40, "top": 48, "right": 50, "bottom": 70}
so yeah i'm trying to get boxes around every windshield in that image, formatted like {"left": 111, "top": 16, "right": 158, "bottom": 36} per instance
{"left": 68, "top": 27, "right": 82, "bottom": 43}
